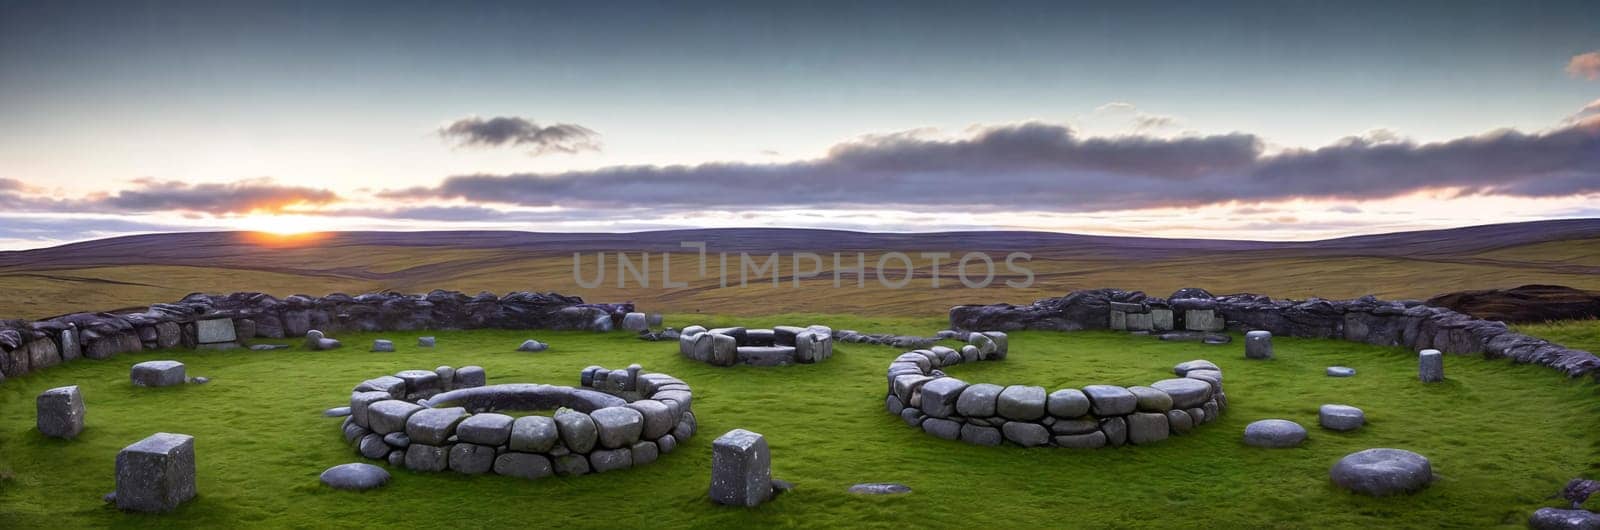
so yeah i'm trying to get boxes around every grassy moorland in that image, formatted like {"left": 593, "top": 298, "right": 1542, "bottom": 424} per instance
{"left": 1, "top": 222, "right": 1599, "bottom": 319}
{"left": 2, "top": 315, "right": 1598, "bottom": 528}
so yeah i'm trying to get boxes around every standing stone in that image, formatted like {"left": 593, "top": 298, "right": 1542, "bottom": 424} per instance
{"left": 130, "top": 361, "right": 187, "bottom": 387}
{"left": 371, "top": 340, "right": 395, "bottom": 352}
{"left": 114, "top": 433, "right": 196, "bottom": 513}
{"left": 710, "top": 429, "right": 772, "bottom": 507}
{"left": 622, "top": 312, "right": 649, "bottom": 332}
{"left": 1244, "top": 331, "right": 1273, "bottom": 360}
{"left": 37, "top": 385, "right": 85, "bottom": 439}
{"left": 60, "top": 325, "right": 82, "bottom": 361}
{"left": 1418, "top": 349, "right": 1444, "bottom": 382}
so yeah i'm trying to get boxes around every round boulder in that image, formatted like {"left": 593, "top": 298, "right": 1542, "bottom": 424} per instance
{"left": 1319, "top": 404, "right": 1365, "bottom": 432}
{"left": 1330, "top": 448, "right": 1433, "bottom": 496}
{"left": 319, "top": 463, "right": 390, "bottom": 491}
{"left": 1243, "top": 419, "right": 1307, "bottom": 448}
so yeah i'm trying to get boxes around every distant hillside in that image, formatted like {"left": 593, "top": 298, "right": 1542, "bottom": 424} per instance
{"left": 1, "top": 219, "right": 1597, "bottom": 318}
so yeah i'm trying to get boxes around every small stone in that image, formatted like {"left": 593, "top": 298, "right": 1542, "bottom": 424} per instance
{"left": 382, "top": 432, "right": 410, "bottom": 448}
{"left": 319, "top": 463, "right": 390, "bottom": 491}
{"left": 1166, "top": 409, "right": 1194, "bottom": 434}
{"left": 493, "top": 453, "right": 553, "bottom": 480}
{"left": 1243, "top": 419, "right": 1308, "bottom": 448}
{"left": 1100, "top": 417, "right": 1128, "bottom": 447}
{"left": 1529, "top": 508, "right": 1600, "bottom": 530}
{"left": 1327, "top": 366, "right": 1357, "bottom": 377}
{"left": 1330, "top": 448, "right": 1433, "bottom": 496}
{"left": 848, "top": 483, "right": 912, "bottom": 495}
{"left": 517, "top": 340, "right": 549, "bottom": 352}
{"left": 1244, "top": 330, "right": 1273, "bottom": 360}
{"left": 130, "top": 360, "right": 187, "bottom": 388}
{"left": 1419, "top": 349, "right": 1444, "bottom": 382}
{"left": 323, "top": 406, "right": 351, "bottom": 418}
{"left": 1319, "top": 405, "right": 1366, "bottom": 432}
{"left": 37, "top": 385, "right": 85, "bottom": 439}
{"left": 631, "top": 440, "right": 659, "bottom": 465}
{"left": 417, "top": 336, "right": 436, "bottom": 347}
{"left": 358, "top": 434, "right": 389, "bottom": 458}
{"left": 371, "top": 339, "right": 395, "bottom": 352}
{"left": 189, "top": 376, "right": 210, "bottom": 385}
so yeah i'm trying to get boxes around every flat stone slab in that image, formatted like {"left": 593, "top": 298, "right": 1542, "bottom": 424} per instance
{"left": 1326, "top": 366, "right": 1357, "bottom": 377}
{"left": 1330, "top": 448, "right": 1433, "bottom": 496}
{"left": 319, "top": 463, "right": 390, "bottom": 491}
{"left": 1150, "top": 378, "right": 1212, "bottom": 409}
{"left": 1529, "top": 508, "right": 1600, "bottom": 529}
{"left": 848, "top": 483, "right": 912, "bottom": 495}
{"left": 195, "top": 318, "right": 237, "bottom": 344}
{"left": 323, "top": 406, "right": 351, "bottom": 417}
{"left": 1243, "top": 419, "right": 1307, "bottom": 448}
{"left": 130, "top": 361, "right": 187, "bottom": 388}
{"left": 371, "top": 340, "right": 395, "bottom": 352}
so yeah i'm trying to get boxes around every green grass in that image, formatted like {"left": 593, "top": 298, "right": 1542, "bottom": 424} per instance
{"left": 2, "top": 314, "right": 1598, "bottom": 529}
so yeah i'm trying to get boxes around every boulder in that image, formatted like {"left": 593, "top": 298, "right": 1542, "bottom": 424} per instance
{"left": 1529, "top": 508, "right": 1600, "bottom": 530}
{"left": 1244, "top": 330, "right": 1273, "bottom": 360}
{"left": 493, "top": 453, "right": 554, "bottom": 480}
{"left": 405, "top": 407, "right": 468, "bottom": 445}
{"left": 1150, "top": 378, "right": 1212, "bottom": 409}
{"left": 919, "top": 378, "right": 968, "bottom": 418}
{"left": 114, "top": 433, "right": 196, "bottom": 513}
{"left": 455, "top": 412, "right": 514, "bottom": 446}
{"left": 1126, "top": 412, "right": 1170, "bottom": 445}
{"left": 1128, "top": 386, "right": 1173, "bottom": 412}
{"left": 1082, "top": 385, "right": 1137, "bottom": 416}
{"left": 1100, "top": 417, "right": 1128, "bottom": 446}
{"left": 589, "top": 448, "right": 634, "bottom": 473}
{"left": 448, "top": 443, "right": 495, "bottom": 474}
{"left": 454, "top": 366, "right": 486, "bottom": 389}
{"left": 959, "top": 424, "right": 1003, "bottom": 446}
{"left": 1319, "top": 404, "right": 1366, "bottom": 432}
{"left": 195, "top": 318, "right": 237, "bottom": 344}
{"left": 922, "top": 418, "right": 961, "bottom": 440}
{"left": 1045, "top": 388, "right": 1091, "bottom": 418}
{"left": 1173, "top": 359, "right": 1220, "bottom": 376}
{"left": 404, "top": 444, "right": 449, "bottom": 472}
{"left": 358, "top": 433, "right": 389, "bottom": 459}
{"left": 1054, "top": 431, "right": 1108, "bottom": 449}
{"left": 592, "top": 406, "right": 645, "bottom": 449}
{"left": 509, "top": 416, "right": 560, "bottom": 453}
{"left": 630, "top": 440, "right": 659, "bottom": 466}
{"left": 555, "top": 410, "right": 599, "bottom": 453}
{"left": 710, "top": 429, "right": 772, "bottom": 507}
{"left": 36, "top": 385, "right": 85, "bottom": 439}
{"left": 366, "top": 400, "right": 424, "bottom": 435}
{"left": 956, "top": 383, "right": 1004, "bottom": 418}
{"left": 1166, "top": 409, "right": 1195, "bottom": 434}
{"left": 418, "top": 336, "right": 436, "bottom": 347}
{"left": 517, "top": 339, "right": 549, "bottom": 352}
{"left": 996, "top": 385, "right": 1047, "bottom": 421}
{"left": 1243, "top": 419, "right": 1307, "bottom": 448}
{"left": 1001, "top": 421, "right": 1050, "bottom": 447}
{"left": 552, "top": 454, "right": 590, "bottom": 476}
{"left": 319, "top": 463, "right": 390, "bottom": 491}
{"left": 622, "top": 312, "right": 649, "bottom": 332}
{"left": 1330, "top": 448, "right": 1433, "bottom": 496}
{"left": 130, "top": 360, "right": 186, "bottom": 387}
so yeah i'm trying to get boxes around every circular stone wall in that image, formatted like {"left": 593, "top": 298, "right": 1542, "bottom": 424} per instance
{"left": 678, "top": 325, "right": 834, "bottom": 366}
{"left": 884, "top": 344, "right": 1226, "bottom": 448}
{"left": 339, "top": 364, "right": 695, "bottom": 478}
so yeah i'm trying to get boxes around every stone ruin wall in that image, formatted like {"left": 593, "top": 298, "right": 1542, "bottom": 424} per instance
{"left": 0, "top": 290, "right": 631, "bottom": 385}
{"left": 948, "top": 288, "right": 1600, "bottom": 377}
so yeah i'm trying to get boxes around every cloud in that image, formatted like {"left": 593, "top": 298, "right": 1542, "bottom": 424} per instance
{"left": 1094, "top": 102, "right": 1138, "bottom": 113}
{"left": 0, "top": 178, "right": 339, "bottom": 215}
{"left": 1568, "top": 51, "right": 1600, "bottom": 80}
{"left": 438, "top": 116, "right": 601, "bottom": 155}
{"left": 385, "top": 119, "right": 1600, "bottom": 212}
{"left": 1132, "top": 113, "right": 1178, "bottom": 130}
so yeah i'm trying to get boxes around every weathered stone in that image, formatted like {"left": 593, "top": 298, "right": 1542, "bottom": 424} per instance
{"left": 517, "top": 339, "right": 548, "bottom": 352}
{"left": 1528, "top": 508, "right": 1600, "bottom": 530}
{"left": 382, "top": 432, "right": 409, "bottom": 448}
{"left": 848, "top": 483, "right": 912, "bottom": 495}
{"left": 354, "top": 375, "right": 405, "bottom": 398}
{"left": 622, "top": 312, "right": 649, "bottom": 332}
{"left": 1050, "top": 418, "right": 1099, "bottom": 435}
{"left": 922, "top": 418, "right": 961, "bottom": 440}
{"left": 588, "top": 448, "right": 633, "bottom": 473}
{"left": 1001, "top": 421, "right": 1050, "bottom": 447}
{"left": 358, "top": 433, "right": 389, "bottom": 459}
{"left": 319, "top": 463, "right": 389, "bottom": 491}
{"left": 195, "top": 318, "right": 237, "bottom": 344}
{"left": 1419, "top": 349, "right": 1444, "bottom": 382}
{"left": 794, "top": 330, "right": 832, "bottom": 363}
{"left": 1185, "top": 370, "right": 1224, "bottom": 393}
{"left": 1046, "top": 388, "right": 1091, "bottom": 418}
{"left": 130, "top": 360, "right": 186, "bottom": 387}
{"left": 708, "top": 333, "right": 738, "bottom": 366}
{"left": 673, "top": 410, "right": 698, "bottom": 440}
{"left": 404, "top": 443, "right": 449, "bottom": 472}
{"left": 996, "top": 385, "right": 1047, "bottom": 421}
{"left": 371, "top": 339, "right": 395, "bottom": 352}
{"left": 1151, "top": 308, "right": 1175, "bottom": 331}
{"left": 386, "top": 450, "right": 404, "bottom": 467}
{"left": 1244, "top": 330, "right": 1273, "bottom": 359}
{"left": 456, "top": 413, "right": 514, "bottom": 446}
{"left": 959, "top": 423, "right": 1002, "bottom": 446}
{"left": 1150, "top": 378, "right": 1212, "bottom": 409}
{"left": 1244, "top": 419, "right": 1307, "bottom": 448}
{"left": 405, "top": 407, "right": 468, "bottom": 445}
{"left": 552, "top": 454, "right": 590, "bottom": 476}
{"left": 434, "top": 366, "right": 455, "bottom": 392}
{"left": 1330, "top": 448, "right": 1433, "bottom": 496}
{"left": 657, "top": 434, "right": 678, "bottom": 454}
{"left": 1184, "top": 309, "right": 1222, "bottom": 331}
{"left": 417, "top": 336, "right": 436, "bottom": 347}
{"left": 555, "top": 410, "right": 599, "bottom": 453}
{"left": 955, "top": 383, "right": 1003, "bottom": 417}
{"left": 493, "top": 453, "right": 553, "bottom": 480}
{"left": 37, "top": 385, "right": 85, "bottom": 439}
{"left": 1082, "top": 385, "right": 1137, "bottom": 416}
{"left": 1319, "top": 404, "right": 1366, "bottom": 432}
{"left": 115, "top": 433, "right": 196, "bottom": 513}
{"left": 1055, "top": 431, "right": 1108, "bottom": 449}
{"left": 508, "top": 416, "right": 559, "bottom": 452}
{"left": 349, "top": 391, "right": 391, "bottom": 428}
{"left": 1166, "top": 409, "right": 1194, "bottom": 434}
{"left": 919, "top": 377, "right": 968, "bottom": 418}
{"left": 1110, "top": 310, "right": 1127, "bottom": 330}
{"left": 710, "top": 429, "right": 772, "bottom": 507}
{"left": 323, "top": 406, "right": 350, "bottom": 417}
{"left": 631, "top": 440, "right": 659, "bottom": 466}
{"left": 454, "top": 366, "right": 486, "bottom": 389}
{"left": 737, "top": 345, "right": 797, "bottom": 366}
{"left": 448, "top": 443, "right": 495, "bottom": 474}
{"left": 1126, "top": 412, "right": 1170, "bottom": 445}
{"left": 1327, "top": 366, "right": 1357, "bottom": 377}
{"left": 396, "top": 369, "right": 442, "bottom": 400}
{"left": 592, "top": 406, "right": 645, "bottom": 449}
{"left": 367, "top": 400, "right": 424, "bottom": 435}
{"left": 1128, "top": 386, "right": 1173, "bottom": 412}
{"left": 1100, "top": 417, "right": 1128, "bottom": 446}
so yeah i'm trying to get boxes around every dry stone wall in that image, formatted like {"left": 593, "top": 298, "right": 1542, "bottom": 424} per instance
{"left": 0, "top": 290, "right": 628, "bottom": 384}
{"left": 949, "top": 288, "right": 1600, "bottom": 377}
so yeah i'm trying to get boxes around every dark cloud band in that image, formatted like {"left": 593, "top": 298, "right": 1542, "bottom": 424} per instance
{"left": 439, "top": 116, "right": 601, "bottom": 155}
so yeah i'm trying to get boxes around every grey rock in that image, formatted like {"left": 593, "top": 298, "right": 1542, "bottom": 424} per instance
{"left": 1054, "top": 431, "right": 1109, "bottom": 449}
{"left": 1082, "top": 385, "right": 1137, "bottom": 416}
{"left": 319, "top": 463, "right": 389, "bottom": 491}
{"left": 1166, "top": 409, "right": 1194, "bottom": 434}
{"left": 1327, "top": 366, "right": 1357, "bottom": 377}
{"left": 592, "top": 406, "right": 645, "bottom": 449}
{"left": 434, "top": 366, "right": 455, "bottom": 392}
{"left": 1050, "top": 418, "right": 1099, "bottom": 435}
{"left": 405, "top": 407, "right": 468, "bottom": 445}
{"left": 555, "top": 410, "right": 599, "bottom": 453}
{"left": 848, "top": 483, "right": 912, "bottom": 495}
{"left": 710, "top": 429, "right": 772, "bottom": 507}
{"left": 370, "top": 339, "right": 395, "bottom": 352}
{"left": 395, "top": 370, "right": 442, "bottom": 400}
{"left": 959, "top": 424, "right": 1002, "bottom": 446}
{"left": 455, "top": 413, "right": 514, "bottom": 446}
{"left": 552, "top": 454, "right": 590, "bottom": 476}
{"left": 1243, "top": 419, "right": 1308, "bottom": 448}
{"left": 657, "top": 434, "right": 678, "bottom": 454}
{"left": 250, "top": 344, "right": 289, "bottom": 351}
{"left": 1319, "top": 404, "right": 1366, "bottom": 432}
{"left": 956, "top": 383, "right": 1004, "bottom": 417}
{"left": 622, "top": 312, "right": 649, "bottom": 332}
{"left": 737, "top": 345, "right": 797, "bottom": 366}
{"left": 1529, "top": 508, "right": 1600, "bottom": 530}
{"left": 36, "top": 385, "right": 85, "bottom": 439}
{"left": 195, "top": 318, "right": 237, "bottom": 344}
{"left": 1173, "top": 359, "right": 1220, "bottom": 376}
{"left": 1150, "top": 378, "right": 1213, "bottom": 409}
{"left": 454, "top": 366, "right": 486, "bottom": 389}
{"left": 1128, "top": 386, "right": 1173, "bottom": 412}
{"left": 1002, "top": 421, "right": 1051, "bottom": 447}
{"left": 114, "top": 433, "right": 196, "bottom": 513}
{"left": 1330, "top": 448, "right": 1433, "bottom": 496}
{"left": 1046, "top": 388, "right": 1091, "bottom": 418}
{"left": 1244, "top": 330, "right": 1273, "bottom": 360}
{"left": 628, "top": 399, "right": 675, "bottom": 440}
{"left": 404, "top": 443, "right": 449, "bottom": 472}
{"left": 919, "top": 378, "right": 968, "bottom": 418}
{"left": 417, "top": 336, "right": 436, "bottom": 347}
{"left": 1126, "top": 412, "right": 1170, "bottom": 445}
{"left": 996, "top": 385, "right": 1047, "bottom": 421}
{"left": 631, "top": 440, "right": 659, "bottom": 466}
{"left": 382, "top": 432, "right": 410, "bottom": 448}
{"left": 323, "top": 406, "right": 351, "bottom": 418}
{"left": 130, "top": 360, "right": 186, "bottom": 388}
{"left": 922, "top": 418, "right": 962, "bottom": 440}
{"left": 189, "top": 376, "right": 210, "bottom": 385}
{"left": 517, "top": 339, "right": 549, "bottom": 352}
{"left": 358, "top": 433, "right": 389, "bottom": 459}
{"left": 1419, "top": 349, "right": 1444, "bottom": 382}
{"left": 505, "top": 416, "right": 560, "bottom": 453}
{"left": 366, "top": 400, "right": 424, "bottom": 435}
{"left": 673, "top": 410, "right": 698, "bottom": 440}
{"left": 448, "top": 443, "right": 495, "bottom": 474}
{"left": 493, "top": 453, "right": 553, "bottom": 480}
{"left": 349, "top": 391, "right": 391, "bottom": 428}
{"left": 1185, "top": 370, "right": 1224, "bottom": 393}
{"left": 589, "top": 448, "right": 634, "bottom": 473}
{"left": 354, "top": 376, "right": 405, "bottom": 399}
{"left": 1100, "top": 417, "right": 1128, "bottom": 447}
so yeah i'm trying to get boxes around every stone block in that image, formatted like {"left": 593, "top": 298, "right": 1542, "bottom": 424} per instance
{"left": 130, "top": 361, "right": 186, "bottom": 388}
{"left": 37, "top": 385, "right": 85, "bottom": 439}
{"left": 114, "top": 433, "right": 196, "bottom": 513}
{"left": 1245, "top": 330, "right": 1273, "bottom": 360}
{"left": 1419, "top": 349, "right": 1444, "bottom": 382}
{"left": 195, "top": 318, "right": 237, "bottom": 344}
{"left": 710, "top": 429, "right": 772, "bottom": 507}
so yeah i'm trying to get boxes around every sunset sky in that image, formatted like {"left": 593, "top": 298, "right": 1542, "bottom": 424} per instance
{"left": 2, "top": 0, "right": 1598, "bottom": 249}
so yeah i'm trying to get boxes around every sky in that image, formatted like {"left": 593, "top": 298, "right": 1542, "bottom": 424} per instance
{"left": 1, "top": 0, "right": 1598, "bottom": 249}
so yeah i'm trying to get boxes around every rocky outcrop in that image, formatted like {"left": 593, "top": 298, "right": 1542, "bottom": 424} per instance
{"left": 950, "top": 288, "right": 1600, "bottom": 377}
{"left": 0, "top": 290, "right": 626, "bottom": 383}
{"left": 1426, "top": 284, "right": 1600, "bottom": 323}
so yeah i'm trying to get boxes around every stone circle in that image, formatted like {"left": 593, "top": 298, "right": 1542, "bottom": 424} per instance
{"left": 337, "top": 364, "right": 694, "bottom": 479}
{"left": 884, "top": 339, "right": 1225, "bottom": 448}
{"left": 679, "top": 324, "right": 835, "bottom": 366}
{"left": 1243, "top": 419, "right": 1307, "bottom": 448}
{"left": 1330, "top": 448, "right": 1433, "bottom": 496}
